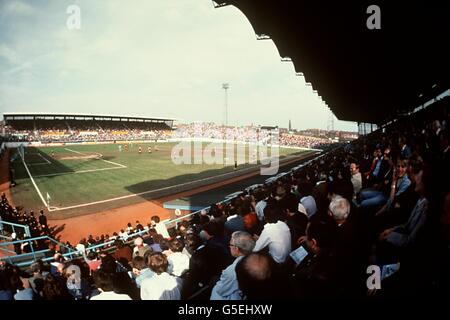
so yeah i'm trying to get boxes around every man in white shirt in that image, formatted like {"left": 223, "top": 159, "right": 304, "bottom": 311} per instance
{"left": 167, "top": 238, "right": 190, "bottom": 277}
{"left": 350, "top": 162, "right": 362, "bottom": 198}
{"left": 119, "top": 229, "right": 128, "bottom": 241}
{"left": 253, "top": 206, "right": 291, "bottom": 264}
{"left": 90, "top": 271, "right": 132, "bottom": 300}
{"left": 75, "top": 239, "right": 86, "bottom": 256}
{"left": 141, "top": 252, "right": 181, "bottom": 300}
{"left": 151, "top": 215, "right": 170, "bottom": 239}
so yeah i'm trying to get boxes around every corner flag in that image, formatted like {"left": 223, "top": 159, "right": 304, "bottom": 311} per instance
{"left": 46, "top": 192, "right": 51, "bottom": 205}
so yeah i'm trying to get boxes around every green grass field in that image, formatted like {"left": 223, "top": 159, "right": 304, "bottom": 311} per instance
{"left": 9, "top": 142, "right": 306, "bottom": 217}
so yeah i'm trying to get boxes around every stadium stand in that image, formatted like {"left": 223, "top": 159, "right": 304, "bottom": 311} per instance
{"left": 2, "top": 115, "right": 335, "bottom": 149}
{"left": 2, "top": 113, "right": 174, "bottom": 143}
{"left": 1, "top": 97, "right": 448, "bottom": 300}
{"left": 1, "top": 0, "right": 450, "bottom": 302}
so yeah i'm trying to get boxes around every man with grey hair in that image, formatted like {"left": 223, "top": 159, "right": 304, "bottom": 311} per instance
{"left": 328, "top": 195, "right": 350, "bottom": 226}
{"left": 133, "top": 237, "right": 151, "bottom": 259}
{"left": 329, "top": 195, "right": 368, "bottom": 295}
{"left": 210, "top": 231, "right": 255, "bottom": 300}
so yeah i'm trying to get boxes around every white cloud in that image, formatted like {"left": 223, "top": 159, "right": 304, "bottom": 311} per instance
{"left": 0, "top": 0, "right": 357, "bottom": 131}
{"left": 0, "top": 45, "right": 20, "bottom": 65}
{"left": 3, "top": 1, "right": 34, "bottom": 15}
{"left": 2, "top": 61, "right": 31, "bottom": 75}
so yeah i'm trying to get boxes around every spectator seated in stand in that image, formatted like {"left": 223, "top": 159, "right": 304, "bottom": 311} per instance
{"left": 140, "top": 252, "right": 182, "bottom": 300}
{"left": 253, "top": 205, "right": 291, "bottom": 264}
{"left": 210, "top": 231, "right": 256, "bottom": 300}
{"left": 131, "top": 256, "right": 154, "bottom": 288}
{"left": 167, "top": 238, "right": 190, "bottom": 278}
{"left": 90, "top": 270, "right": 131, "bottom": 300}
{"left": 235, "top": 251, "right": 287, "bottom": 300}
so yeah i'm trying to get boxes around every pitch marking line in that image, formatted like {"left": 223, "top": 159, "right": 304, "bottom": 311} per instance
{"left": 63, "top": 148, "right": 84, "bottom": 155}
{"left": 91, "top": 152, "right": 127, "bottom": 168}
{"left": 19, "top": 150, "right": 49, "bottom": 209}
{"left": 33, "top": 166, "right": 125, "bottom": 178}
{"left": 64, "top": 148, "right": 127, "bottom": 168}
{"left": 26, "top": 162, "right": 49, "bottom": 166}
{"left": 32, "top": 149, "right": 127, "bottom": 178}
{"left": 47, "top": 152, "right": 315, "bottom": 212}
{"left": 37, "top": 152, "right": 52, "bottom": 164}
{"left": 24, "top": 152, "right": 53, "bottom": 166}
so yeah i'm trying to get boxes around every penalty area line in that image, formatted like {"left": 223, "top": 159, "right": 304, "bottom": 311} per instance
{"left": 64, "top": 148, "right": 84, "bottom": 155}
{"left": 46, "top": 152, "right": 312, "bottom": 212}
{"left": 64, "top": 148, "right": 127, "bottom": 168}
{"left": 33, "top": 166, "right": 126, "bottom": 178}
{"left": 19, "top": 150, "right": 49, "bottom": 209}
{"left": 37, "top": 152, "right": 52, "bottom": 164}
{"left": 26, "top": 162, "right": 51, "bottom": 166}
{"left": 24, "top": 152, "right": 53, "bottom": 166}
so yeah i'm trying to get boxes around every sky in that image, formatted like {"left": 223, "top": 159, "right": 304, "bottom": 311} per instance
{"left": 0, "top": 0, "right": 357, "bottom": 131}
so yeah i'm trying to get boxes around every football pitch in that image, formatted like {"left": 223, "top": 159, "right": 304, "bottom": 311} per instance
{"left": 9, "top": 142, "right": 307, "bottom": 218}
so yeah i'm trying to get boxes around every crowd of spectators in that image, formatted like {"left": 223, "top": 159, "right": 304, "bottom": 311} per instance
{"left": 1, "top": 194, "right": 53, "bottom": 255}
{"left": 3, "top": 129, "right": 172, "bottom": 144}
{"left": 173, "top": 123, "right": 272, "bottom": 142}
{"left": 2, "top": 118, "right": 172, "bottom": 143}
{"left": 3, "top": 120, "right": 341, "bottom": 150}
{"left": 174, "top": 123, "right": 334, "bottom": 149}
{"left": 0, "top": 99, "right": 449, "bottom": 300}
{"left": 279, "top": 132, "right": 330, "bottom": 148}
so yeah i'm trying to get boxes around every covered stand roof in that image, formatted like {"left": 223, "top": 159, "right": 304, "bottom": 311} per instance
{"left": 215, "top": 0, "right": 450, "bottom": 124}
{"left": 3, "top": 113, "right": 176, "bottom": 123}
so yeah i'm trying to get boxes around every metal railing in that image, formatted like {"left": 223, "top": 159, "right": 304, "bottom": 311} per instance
{"left": 0, "top": 220, "right": 31, "bottom": 239}
{"left": 0, "top": 235, "right": 77, "bottom": 266}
